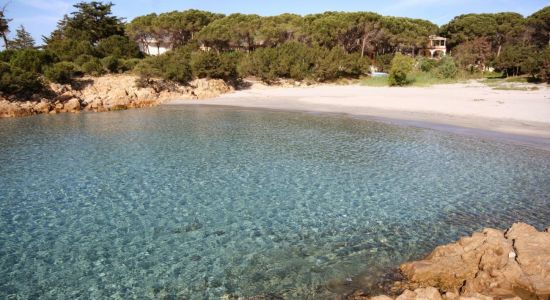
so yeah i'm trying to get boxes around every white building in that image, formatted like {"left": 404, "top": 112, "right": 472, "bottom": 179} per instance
{"left": 427, "top": 35, "right": 447, "bottom": 59}
{"left": 138, "top": 38, "right": 171, "bottom": 56}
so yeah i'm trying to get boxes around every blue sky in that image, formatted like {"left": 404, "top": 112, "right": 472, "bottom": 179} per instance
{"left": 4, "top": 0, "right": 549, "bottom": 44}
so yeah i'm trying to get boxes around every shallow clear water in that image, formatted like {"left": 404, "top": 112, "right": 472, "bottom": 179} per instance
{"left": 1, "top": 106, "right": 549, "bottom": 299}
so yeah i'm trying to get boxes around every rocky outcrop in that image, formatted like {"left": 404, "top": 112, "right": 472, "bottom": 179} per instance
{"left": 0, "top": 75, "right": 234, "bottom": 118}
{"left": 351, "top": 223, "right": 550, "bottom": 300}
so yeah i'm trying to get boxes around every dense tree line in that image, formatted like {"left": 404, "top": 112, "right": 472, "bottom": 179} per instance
{"left": 1, "top": 1, "right": 550, "bottom": 99}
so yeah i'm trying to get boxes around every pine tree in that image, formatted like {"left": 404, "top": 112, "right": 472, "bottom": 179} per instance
{"left": 0, "top": 5, "right": 11, "bottom": 49}
{"left": 11, "top": 25, "right": 35, "bottom": 50}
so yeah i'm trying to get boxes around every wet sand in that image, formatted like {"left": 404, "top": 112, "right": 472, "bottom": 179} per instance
{"left": 167, "top": 82, "right": 550, "bottom": 150}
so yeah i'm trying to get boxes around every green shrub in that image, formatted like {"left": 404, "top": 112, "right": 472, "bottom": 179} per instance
{"left": 273, "top": 42, "right": 315, "bottom": 80}
{"left": 101, "top": 56, "right": 120, "bottom": 73}
{"left": 521, "top": 52, "right": 542, "bottom": 78}
{"left": 134, "top": 57, "right": 163, "bottom": 81}
{"left": 134, "top": 49, "right": 192, "bottom": 84}
{"left": 219, "top": 52, "right": 242, "bottom": 80}
{"left": 313, "top": 47, "right": 342, "bottom": 81}
{"left": 96, "top": 35, "right": 142, "bottom": 58}
{"left": 44, "top": 62, "right": 78, "bottom": 84}
{"left": 0, "top": 50, "right": 17, "bottom": 63}
{"left": 0, "top": 62, "right": 45, "bottom": 96}
{"left": 540, "top": 47, "right": 550, "bottom": 83}
{"left": 163, "top": 60, "right": 193, "bottom": 84}
{"left": 119, "top": 58, "right": 141, "bottom": 72}
{"left": 9, "top": 49, "right": 58, "bottom": 73}
{"left": 81, "top": 58, "right": 105, "bottom": 76}
{"left": 419, "top": 58, "right": 437, "bottom": 72}
{"left": 375, "top": 53, "right": 395, "bottom": 72}
{"left": 313, "top": 47, "right": 369, "bottom": 81}
{"left": 191, "top": 51, "right": 221, "bottom": 78}
{"left": 74, "top": 54, "right": 95, "bottom": 66}
{"left": 190, "top": 51, "right": 239, "bottom": 80}
{"left": 45, "top": 39, "right": 95, "bottom": 62}
{"left": 240, "top": 44, "right": 368, "bottom": 83}
{"left": 240, "top": 47, "right": 279, "bottom": 83}
{"left": 388, "top": 53, "right": 415, "bottom": 86}
{"left": 436, "top": 57, "right": 458, "bottom": 79}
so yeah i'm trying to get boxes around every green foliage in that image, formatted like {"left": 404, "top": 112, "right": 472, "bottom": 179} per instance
{"left": 119, "top": 58, "right": 141, "bottom": 72}
{"left": 388, "top": 53, "right": 415, "bottom": 86}
{"left": 44, "top": 62, "right": 78, "bottom": 84}
{"left": 9, "top": 49, "right": 57, "bottom": 73}
{"left": 0, "top": 62, "right": 44, "bottom": 96}
{"left": 96, "top": 35, "right": 141, "bottom": 58}
{"left": 0, "top": 49, "right": 17, "bottom": 62}
{"left": 45, "top": 39, "right": 95, "bottom": 62}
{"left": 494, "top": 45, "right": 531, "bottom": 76}
{"left": 101, "top": 56, "right": 120, "bottom": 73}
{"left": 273, "top": 42, "right": 315, "bottom": 80}
{"left": 240, "top": 42, "right": 368, "bottom": 83}
{"left": 313, "top": 47, "right": 369, "bottom": 81}
{"left": 190, "top": 51, "right": 239, "bottom": 80}
{"left": 240, "top": 47, "right": 279, "bottom": 82}
{"left": 375, "top": 53, "right": 394, "bottom": 72}
{"left": 0, "top": 7, "right": 10, "bottom": 50}
{"left": 527, "top": 7, "right": 550, "bottom": 49}
{"left": 135, "top": 49, "right": 192, "bottom": 84}
{"left": 81, "top": 58, "right": 105, "bottom": 76}
{"left": 419, "top": 57, "right": 437, "bottom": 72}
{"left": 46, "top": 1, "right": 124, "bottom": 44}
{"left": 10, "top": 25, "right": 35, "bottom": 50}
{"left": 239, "top": 43, "right": 313, "bottom": 82}
{"left": 440, "top": 12, "right": 525, "bottom": 49}
{"left": 540, "top": 47, "right": 550, "bottom": 83}
{"left": 435, "top": 56, "right": 458, "bottom": 79}
{"left": 521, "top": 52, "right": 542, "bottom": 78}
{"left": 197, "top": 13, "right": 261, "bottom": 51}
{"left": 74, "top": 54, "right": 95, "bottom": 66}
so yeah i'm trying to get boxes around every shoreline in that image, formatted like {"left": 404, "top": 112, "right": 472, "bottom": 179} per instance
{"left": 167, "top": 82, "right": 550, "bottom": 151}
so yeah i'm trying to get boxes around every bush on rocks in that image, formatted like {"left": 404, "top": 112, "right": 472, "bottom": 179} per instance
{"left": 9, "top": 49, "right": 58, "bottom": 74}
{"left": 0, "top": 62, "right": 45, "bottom": 97}
{"left": 81, "top": 59, "right": 106, "bottom": 76}
{"left": 135, "top": 49, "right": 192, "bottom": 84}
{"left": 190, "top": 51, "right": 240, "bottom": 80}
{"left": 119, "top": 58, "right": 141, "bottom": 72}
{"left": 44, "top": 62, "right": 78, "bottom": 84}
{"left": 101, "top": 56, "right": 121, "bottom": 73}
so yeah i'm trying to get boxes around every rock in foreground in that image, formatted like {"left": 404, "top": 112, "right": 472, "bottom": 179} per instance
{"left": 352, "top": 223, "right": 550, "bottom": 300}
{"left": 0, "top": 75, "right": 233, "bottom": 118}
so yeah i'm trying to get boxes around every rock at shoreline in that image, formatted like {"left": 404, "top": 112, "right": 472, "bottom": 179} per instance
{"left": 398, "top": 223, "right": 550, "bottom": 299}
{"left": 191, "top": 78, "right": 233, "bottom": 99}
{"left": 63, "top": 98, "right": 81, "bottom": 113}
{"left": 0, "top": 74, "right": 234, "bottom": 118}
{"left": 350, "top": 223, "right": 549, "bottom": 300}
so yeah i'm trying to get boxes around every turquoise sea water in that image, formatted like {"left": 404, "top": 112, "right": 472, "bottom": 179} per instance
{"left": 1, "top": 106, "right": 549, "bottom": 299}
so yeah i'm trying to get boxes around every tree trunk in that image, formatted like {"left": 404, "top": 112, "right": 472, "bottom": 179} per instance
{"left": 361, "top": 35, "right": 367, "bottom": 58}
{"left": 496, "top": 45, "right": 501, "bottom": 58}
{"left": 1, "top": 34, "right": 8, "bottom": 50}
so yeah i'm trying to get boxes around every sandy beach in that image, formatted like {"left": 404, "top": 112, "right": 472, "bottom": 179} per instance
{"left": 169, "top": 81, "right": 550, "bottom": 149}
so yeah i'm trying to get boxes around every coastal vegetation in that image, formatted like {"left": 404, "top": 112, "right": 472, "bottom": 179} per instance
{"left": 0, "top": 1, "right": 549, "bottom": 99}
